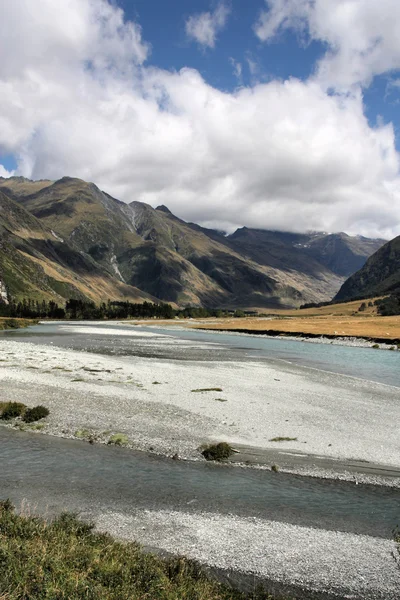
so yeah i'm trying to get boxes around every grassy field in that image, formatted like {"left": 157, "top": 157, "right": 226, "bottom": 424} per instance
{"left": 138, "top": 299, "right": 400, "bottom": 341}
{"left": 0, "top": 317, "right": 37, "bottom": 331}
{"left": 194, "top": 314, "right": 400, "bottom": 341}
{"left": 0, "top": 502, "right": 279, "bottom": 600}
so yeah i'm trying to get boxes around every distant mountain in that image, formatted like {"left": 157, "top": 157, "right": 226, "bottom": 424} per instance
{"left": 334, "top": 235, "right": 400, "bottom": 301}
{"left": 0, "top": 176, "right": 386, "bottom": 308}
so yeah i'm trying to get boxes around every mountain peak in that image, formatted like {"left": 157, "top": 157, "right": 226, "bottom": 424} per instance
{"left": 156, "top": 205, "right": 172, "bottom": 214}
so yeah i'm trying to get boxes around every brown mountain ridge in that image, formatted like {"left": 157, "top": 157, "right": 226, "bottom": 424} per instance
{"left": 0, "top": 176, "right": 386, "bottom": 308}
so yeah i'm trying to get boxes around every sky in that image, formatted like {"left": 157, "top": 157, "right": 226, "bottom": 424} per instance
{"left": 1, "top": 0, "right": 400, "bottom": 239}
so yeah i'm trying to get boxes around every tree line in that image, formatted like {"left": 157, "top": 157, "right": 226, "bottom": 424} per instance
{"left": 0, "top": 298, "right": 245, "bottom": 320}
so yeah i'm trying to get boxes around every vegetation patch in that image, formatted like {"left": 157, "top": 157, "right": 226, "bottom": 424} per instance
{"left": 74, "top": 429, "right": 91, "bottom": 439}
{"left": 214, "top": 398, "right": 228, "bottom": 402}
{"left": 0, "top": 402, "right": 27, "bottom": 420}
{"left": 0, "top": 501, "right": 279, "bottom": 600}
{"left": 202, "top": 442, "right": 234, "bottom": 461}
{"left": 108, "top": 433, "right": 129, "bottom": 446}
{"left": 22, "top": 405, "right": 49, "bottom": 423}
{"left": 269, "top": 437, "right": 298, "bottom": 442}
{"left": 191, "top": 388, "right": 223, "bottom": 393}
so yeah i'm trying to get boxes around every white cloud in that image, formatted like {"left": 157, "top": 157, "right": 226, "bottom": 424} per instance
{"left": 185, "top": 3, "right": 230, "bottom": 49}
{"left": 0, "top": 0, "right": 400, "bottom": 239}
{"left": 0, "top": 165, "right": 14, "bottom": 178}
{"left": 255, "top": 0, "right": 400, "bottom": 91}
{"left": 229, "top": 58, "right": 242, "bottom": 82}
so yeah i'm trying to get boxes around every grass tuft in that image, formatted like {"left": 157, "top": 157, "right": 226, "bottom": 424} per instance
{"left": 0, "top": 402, "right": 26, "bottom": 420}
{"left": 202, "top": 442, "right": 234, "bottom": 461}
{"left": 108, "top": 433, "right": 129, "bottom": 446}
{"left": 269, "top": 437, "right": 298, "bottom": 442}
{"left": 22, "top": 405, "right": 49, "bottom": 423}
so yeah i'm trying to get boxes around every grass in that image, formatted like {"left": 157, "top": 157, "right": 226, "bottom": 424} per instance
{"left": 0, "top": 501, "right": 281, "bottom": 600}
{"left": 201, "top": 442, "right": 234, "bottom": 461}
{"left": 0, "top": 402, "right": 26, "bottom": 420}
{"left": 191, "top": 301, "right": 400, "bottom": 341}
{"left": 22, "top": 406, "right": 49, "bottom": 423}
{"left": 0, "top": 317, "right": 37, "bottom": 331}
{"left": 269, "top": 437, "right": 298, "bottom": 442}
{"left": 191, "top": 388, "right": 223, "bottom": 393}
{"left": 108, "top": 433, "right": 129, "bottom": 446}
{"left": 74, "top": 429, "right": 91, "bottom": 439}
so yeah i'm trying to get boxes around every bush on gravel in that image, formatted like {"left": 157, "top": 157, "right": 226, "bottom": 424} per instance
{"left": 22, "top": 405, "right": 49, "bottom": 423}
{"left": 0, "top": 402, "right": 26, "bottom": 420}
{"left": 202, "top": 442, "right": 234, "bottom": 461}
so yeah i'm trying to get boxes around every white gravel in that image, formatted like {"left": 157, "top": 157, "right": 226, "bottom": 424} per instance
{"left": 94, "top": 508, "right": 400, "bottom": 599}
{"left": 1, "top": 338, "right": 399, "bottom": 469}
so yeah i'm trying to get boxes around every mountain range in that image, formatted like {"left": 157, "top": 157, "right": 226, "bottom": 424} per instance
{"left": 0, "top": 176, "right": 386, "bottom": 309}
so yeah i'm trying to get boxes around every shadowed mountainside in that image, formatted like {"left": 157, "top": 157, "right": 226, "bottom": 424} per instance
{"left": 334, "top": 235, "right": 400, "bottom": 301}
{"left": 0, "top": 176, "right": 385, "bottom": 308}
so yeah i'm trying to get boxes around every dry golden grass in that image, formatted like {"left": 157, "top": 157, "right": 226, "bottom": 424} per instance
{"left": 194, "top": 311, "right": 400, "bottom": 342}
{"left": 194, "top": 315, "right": 400, "bottom": 340}
{"left": 0, "top": 318, "right": 36, "bottom": 330}
{"left": 129, "top": 299, "right": 400, "bottom": 340}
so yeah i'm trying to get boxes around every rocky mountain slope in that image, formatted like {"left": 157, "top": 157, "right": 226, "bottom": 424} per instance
{"left": 0, "top": 186, "right": 156, "bottom": 304}
{"left": 334, "top": 235, "right": 400, "bottom": 301}
{"left": 0, "top": 176, "right": 385, "bottom": 308}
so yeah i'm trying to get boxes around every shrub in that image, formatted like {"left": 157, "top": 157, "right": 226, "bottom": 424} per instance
{"left": 372, "top": 343, "right": 380, "bottom": 349}
{"left": 0, "top": 402, "right": 26, "bottom": 420}
{"left": 202, "top": 442, "right": 233, "bottom": 461}
{"left": 22, "top": 405, "right": 49, "bottom": 423}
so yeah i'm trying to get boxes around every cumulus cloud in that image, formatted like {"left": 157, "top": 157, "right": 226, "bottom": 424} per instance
{"left": 255, "top": 0, "right": 400, "bottom": 91}
{"left": 0, "top": 0, "right": 399, "bottom": 239}
{"left": 185, "top": 3, "right": 230, "bottom": 49}
{"left": 0, "top": 165, "right": 14, "bottom": 178}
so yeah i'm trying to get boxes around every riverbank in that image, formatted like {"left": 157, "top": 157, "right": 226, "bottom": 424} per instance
{"left": 0, "top": 502, "right": 268, "bottom": 600}
{"left": 0, "top": 317, "right": 37, "bottom": 330}
{"left": 190, "top": 313, "right": 400, "bottom": 344}
{"left": 0, "top": 330, "right": 399, "bottom": 485}
{"left": 2, "top": 427, "right": 400, "bottom": 600}
{"left": 2, "top": 498, "right": 398, "bottom": 600}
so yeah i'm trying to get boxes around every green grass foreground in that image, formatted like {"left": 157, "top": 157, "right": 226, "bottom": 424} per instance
{"left": 0, "top": 502, "right": 280, "bottom": 600}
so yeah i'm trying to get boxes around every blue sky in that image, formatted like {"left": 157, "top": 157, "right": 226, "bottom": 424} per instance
{"left": 118, "top": 0, "right": 399, "bottom": 145}
{"left": 121, "top": 0, "right": 325, "bottom": 87}
{"left": 1, "top": 0, "right": 400, "bottom": 238}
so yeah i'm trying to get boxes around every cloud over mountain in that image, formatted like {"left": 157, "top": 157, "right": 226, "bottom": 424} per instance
{"left": 0, "top": 0, "right": 399, "bottom": 239}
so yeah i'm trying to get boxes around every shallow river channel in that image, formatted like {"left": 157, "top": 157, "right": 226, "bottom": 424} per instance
{"left": 0, "top": 321, "right": 399, "bottom": 542}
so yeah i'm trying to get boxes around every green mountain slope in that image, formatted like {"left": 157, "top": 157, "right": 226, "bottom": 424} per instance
{"left": 334, "top": 235, "right": 400, "bottom": 301}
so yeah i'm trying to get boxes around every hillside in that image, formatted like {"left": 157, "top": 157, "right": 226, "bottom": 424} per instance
{"left": 334, "top": 235, "right": 400, "bottom": 301}
{"left": 0, "top": 176, "right": 386, "bottom": 308}
{"left": 0, "top": 187, "right": 156, "bottom": 304}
